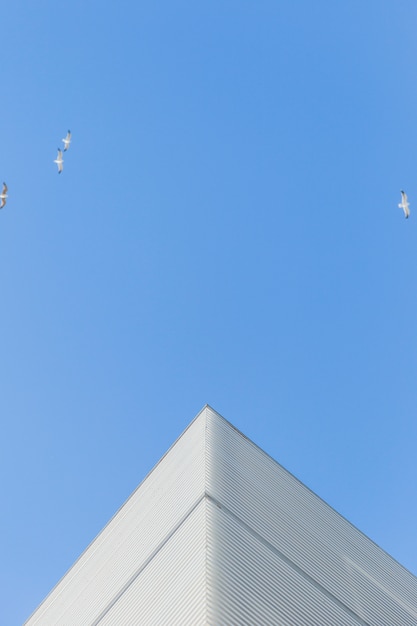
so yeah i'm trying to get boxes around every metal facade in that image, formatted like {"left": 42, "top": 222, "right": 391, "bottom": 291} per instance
{"left": 26, "top": 406, "right": 417, "bottom": 625}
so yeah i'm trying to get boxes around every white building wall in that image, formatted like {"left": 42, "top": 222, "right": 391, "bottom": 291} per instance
{"left": 97, "top": 499, "right": 208, "bottom": 625}
{"left": 25, "top": 412, "right": 207, "bottom": 625}
{"left": 26, "top": 405, "right": 417, "bottom": 626}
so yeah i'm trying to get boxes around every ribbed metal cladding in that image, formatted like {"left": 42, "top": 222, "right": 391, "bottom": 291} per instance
{"left": 96, "top": 499, "right": 208, "bottom": 626}
{"left": 206, "top": 497, "right": 367, "bottom": 626}
{"left": 205, "top": 406, "right": 417, "bottom": 626}
{"left": 25, "top": 406, "right": 417, "bottom": 625}
{"left": 25, "top": 412, "right": 207, "bottom": 625}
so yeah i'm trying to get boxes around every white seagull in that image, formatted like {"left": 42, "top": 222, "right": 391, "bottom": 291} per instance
{"left": 54, "top": 148, "right": 64, "bottom": 173}
{"left": 398, "top": 190, "right": 410, "bottom": 219}
{"left": 0, "top": 182, "right": 7, "bottom": 209}
{"left": 62, "top": 130, "right": 71, "bottom": 151}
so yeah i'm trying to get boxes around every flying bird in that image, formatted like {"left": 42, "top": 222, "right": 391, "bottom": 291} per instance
{"left": 62, "top": 130, "right": 71, "bottom": 151}
{"left": 0, "top": 182, "right": 7, "bottom": 209}
{"left": 54, "top": 149, "right": 64, "bottom": 173}
{"left": 398, "top": 190, "right": 410, "bottom": 219}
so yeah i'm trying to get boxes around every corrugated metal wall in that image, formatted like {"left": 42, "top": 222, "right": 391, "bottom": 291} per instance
{"left": 25, "top": 412, "right": 207, "bottom": 625}
{"left": 25, "top": 406, "right": 417, "bottom": 625}
{"left": 96, "top": 499, "right": 208, "bottom": 625}
{"left": 205, "top": 406, "right": 417, "bottom": 625}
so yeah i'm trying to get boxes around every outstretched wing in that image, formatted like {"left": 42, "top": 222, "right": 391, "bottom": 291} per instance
{"left": 54, "top": 149, "right": 64, "bottom": 172}
{"left": 0, "top": 182, "right": 7, "bottom": 208}
{"left": 399, "top": 190, "right": 410, "bottom": 218}
{"left": 62, "top": 130, "right": 71, "bottom": 150}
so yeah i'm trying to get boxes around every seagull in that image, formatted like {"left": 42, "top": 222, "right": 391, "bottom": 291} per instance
{"left": 62, "top": 130, "right": 71, "bottom": 151}
{"left": 54, "top": 148, "right": 64, "bottom": 173}
{"left": 0, "top": 182, "right": 7, "bottom": 209}
{"left": 398, "top": 190, "right": 410, "bottom": 219}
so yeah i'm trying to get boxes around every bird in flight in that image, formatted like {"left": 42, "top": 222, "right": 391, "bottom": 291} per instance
{"left": 0, "top": 182, "right": 8, "bottom": 209}
{"left": 398, "top": 190, "right": 410, "bottom": 219}
{"left": 54, "top": 149, "right": 64, "bottom": 173}
{"left": 62, "top": 130, "right": 71, "bottom": 152}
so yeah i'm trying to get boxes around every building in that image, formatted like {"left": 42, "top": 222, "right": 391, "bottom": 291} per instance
{"left": 26, "top": 405, "right": 417, "bottom": 625}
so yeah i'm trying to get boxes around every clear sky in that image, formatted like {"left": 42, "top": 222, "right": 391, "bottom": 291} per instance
{"left": 2, "top": 2, "right": 417, "bottom": 623}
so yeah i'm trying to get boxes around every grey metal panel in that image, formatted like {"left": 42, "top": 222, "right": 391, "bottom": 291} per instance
{"left": 206, "top": 497, "right": 365, "bottom": 626}
{"left": 205, "top": 407, "right": 417, "bottom": 626}
{"left": 25, "top": 411, "right": 207, "bottom": 625}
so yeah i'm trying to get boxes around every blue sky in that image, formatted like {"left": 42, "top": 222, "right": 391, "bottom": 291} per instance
{"left": 1, "top": 2, "right": 417, "bottom": 623}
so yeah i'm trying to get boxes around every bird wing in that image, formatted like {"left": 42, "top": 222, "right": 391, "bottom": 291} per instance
{"left": 54, "top": 150, "right": 63, "bottom": 171}
{"left": 2, "top": 182, "right": 7, "bottom": 195}
{"left": 399, "top": 191, "right": 410, "bottom": 217}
